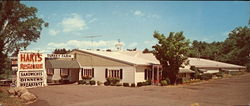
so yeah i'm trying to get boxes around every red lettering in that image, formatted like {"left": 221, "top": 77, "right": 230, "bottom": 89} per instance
{"left": 20, "top": 54, "right": 26, "bottom": 62}
{"left": 37, "top": 54, "right": 42, "bottom": 62}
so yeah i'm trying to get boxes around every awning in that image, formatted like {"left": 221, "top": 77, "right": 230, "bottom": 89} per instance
{"left": 198, "top": 69, "right": 220, "bottom": 74}
{"left": 179, "top": 68, "right": 195, "bottom": 73}
{"left": 45, "top": 59, "right": 80, "bottom": 69}
{"left": 222, "top": 69, "right": 240, "bottom": 72}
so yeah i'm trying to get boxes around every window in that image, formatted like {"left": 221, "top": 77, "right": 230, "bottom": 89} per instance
{"left": 144, "top": 69, "right": 151, "bottom": 80}
{"left": 178, "top": 73, "right": 186, "bottom": 78}
{"left": 81, "top": 68, "right": 94, "bottom": 77}
{"left": 47, "top": 69, "right": 54, "bottom": 75}
{"left": 105, "top": 68, "right": 123, "bottom": 79}
{"left": 60, "top": 69, "right": 69, "bottom": 77}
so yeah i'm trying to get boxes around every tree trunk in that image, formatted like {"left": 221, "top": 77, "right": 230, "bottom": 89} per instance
{"left": 166, "top": 67, "right": 178, "bottom": 85}
{"left": 0, "top": 39, "right": 6, "bottom": 74}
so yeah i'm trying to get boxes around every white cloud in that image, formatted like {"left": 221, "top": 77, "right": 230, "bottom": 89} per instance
{"left": 133, "top": 10, "right": 144, "bottom": 16}
{"left": 47, "top": 40, "right": 125, "bottom": 50}
{"left": 127, "top": 42, "right": 138, "bottom": 48}
{"left": 48, "top": 29, "right": 60, "bottom": 36}
{"left": 88, "top": 18, "right": 97, "bottom": 24}
{"left": 61, "top": 13, "right": 87, "bottom": 32}
{"left": 147, "top": 14, "right": 160, "bottom": 19}
{"left": 132, "top": 10, "right": 160, "bottom": 20}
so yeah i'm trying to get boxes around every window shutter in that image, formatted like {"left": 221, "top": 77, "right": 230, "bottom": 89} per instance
{"left": 105, "top": 68, "right": 108, "bottom": 78}
{"left": 144, "top": 69, "right": 147, "bottom": 80}
{"left": 81, "top": 68, "right": 83, "bottom": 76}
{"left": 92, "top": 68, "right": 94, "bottom": 77}
{"left": 120, "top": 69, "right": 123, "bottom": 79}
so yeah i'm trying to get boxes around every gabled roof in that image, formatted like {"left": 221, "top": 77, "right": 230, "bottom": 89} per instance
{"left": 188, "top": 58, "right": 245, "bottom": 69}
{"left": 71, "top": 49, "right": 245, "bottom": 69}
{"left": 73, "top": 49, "right": 160, "bottom": 66}
{"left": 45, "top": 59, "right": 80, "bottom": 69}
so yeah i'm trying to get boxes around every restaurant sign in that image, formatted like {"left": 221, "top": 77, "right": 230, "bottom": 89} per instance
{"left": 46, "top": 54, "right": 74, "bottom": 58}
{"left": 17, "top": 51, "right": 47, "bottom": 88}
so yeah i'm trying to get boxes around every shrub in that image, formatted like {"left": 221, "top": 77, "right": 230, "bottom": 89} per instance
{"left": 131, "top": 83, "right": 136, "bottom": 87}
{"left": 78, "top": 80, "right": 83, "bottom": 84}
{"left": 176, "top": 78, "right": 183, "bottom": 84}
{"left": 165, "top": 78, "right": 171, "bottom": 84}
{"left": 137, "top": 82, "right": 143, "bottom": 87}
{"left": 143, "top": 80, "right": 151, "bottom": 86}
{"left": 200, "top": 74, "right": 212, "bottom": 80}
{"left": 90, "top": 80, "right": 96, "bottom": 85}
{"left": 246, "top": 63, "right": 250, "bottom": 72}
{"left": 123, "top": 83, "right": 129, "bottom": 87}
{"left": 97, "top": 81, "right": 102, "bottom": 86}
{"left": 106, "top": 77, "right": 120, "bottom": 85}
{"left": 160, "top": 80, "right": 168, "bottom": 86}
{"left": 104, "top": 81, "right": 110, "bottom": 86}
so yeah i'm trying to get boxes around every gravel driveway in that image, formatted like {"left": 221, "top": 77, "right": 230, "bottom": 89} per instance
{"left": 29, "top": 73, "right": 250, "bottom": 106}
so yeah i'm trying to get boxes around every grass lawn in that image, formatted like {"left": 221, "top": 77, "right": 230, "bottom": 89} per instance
{"left": 0, "top": 87, "right": 25, "bottom": 106}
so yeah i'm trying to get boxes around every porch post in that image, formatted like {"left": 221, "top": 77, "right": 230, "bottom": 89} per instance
{"left": 157, "top": 65, "right": 159, "bottom": 83}
{"left": 79, "top": 68, "right": 82, "bottom": 81}
{"left": 152, "top": 65, "right": 154, "bottom": 84}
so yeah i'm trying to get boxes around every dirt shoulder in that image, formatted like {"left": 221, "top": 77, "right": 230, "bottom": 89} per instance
{"left": 29, "top": 73, "right": 250, "bottom": 106}
{"left": 0, "top": 87, "right": 26, "bottom": 106}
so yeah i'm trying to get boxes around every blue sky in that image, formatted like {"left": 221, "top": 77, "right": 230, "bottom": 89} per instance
{"left": 22, "top": 1, "right": 249, "bottom": 53}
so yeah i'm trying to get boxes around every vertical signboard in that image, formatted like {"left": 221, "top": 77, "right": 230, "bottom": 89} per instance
{"left": 17, "top": 51, "right": 47, "bottom": 88}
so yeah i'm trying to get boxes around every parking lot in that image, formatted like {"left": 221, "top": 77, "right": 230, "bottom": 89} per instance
{"left": 29, "top": 73, "right": 250, "bottom": 106}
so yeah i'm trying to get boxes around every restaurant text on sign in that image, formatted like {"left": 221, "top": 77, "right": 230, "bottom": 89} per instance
{"left": 46, "top": 54, "right": 74, "bottom": 58}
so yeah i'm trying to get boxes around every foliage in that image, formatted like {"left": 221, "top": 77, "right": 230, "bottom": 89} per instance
{"left": 218, "top": 26, "right": 250, "bottom": 66}
{"left": 142, "top": 48, "right": 153, "bottom": 53}
{"left": 175, "top": 78, "right": 183, "bottom": 84}
{"left": 188, "top": 40, "right": 223, "bottom": 60}
{"left": 89, "top": 80, "right": 96, "bottom": 85}
{"left": 53, "top": 48, "right": 71, "bottom": 54}
{"left": 123, "top": 83, "right": 129, "bottom": 87}
{"left": 160, "top": 80, "right": 168, "bottom": 86}
{"left": 200, "top": 74, "right": 212, "bottom": 80}
{"left": 143, "top": 80, "right": 151, "bottom": 86}
{"left": 152, "top": 31, "right": 190, "bottom": 84}
{"left": 137, "top": 82, "right": 143, "bottom": 87}
{"left": 97, "top": 81, "right": 102, "bottom": 85}
{"left": 131, "top": 83, "right": 136, "bottom": 87}
{"left": 165, "top": 78, "right": 171, "bottom": 84}
{"left": 0, "top": 1, "right": 48, "bottom": 73}
{"left": 106, "top": 77, "right": 120, "bottom": 86}
{"left": 188, "top": 26, "right": 250, "bottom": 71}
{"left": 246, "top": 63, "right": 250, "bottom": 72}
{"left": 104, "top": 81, "right": 110, "bottom": 86}
{"left": 78, "top": 80, "right": 86, "bottom": 85}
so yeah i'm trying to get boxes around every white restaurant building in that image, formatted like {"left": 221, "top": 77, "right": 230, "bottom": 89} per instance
{"left": 14, "top": 49, "right": 246, "bottom": 86}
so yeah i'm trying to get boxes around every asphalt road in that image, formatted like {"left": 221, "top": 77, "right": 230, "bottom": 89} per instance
{"left": 29, "top": 73, "right": 250, "bottom": 106}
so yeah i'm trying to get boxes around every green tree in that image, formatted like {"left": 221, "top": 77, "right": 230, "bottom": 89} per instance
{"left": 218, "top": 26, "right": 250, "bottom": 67}
{"left": 142, "top": 48, "right": 153, "bottom": 53}
{"left": 53, "top": 48, "right": 70, "bottom": 54}
{"left": 188, "top": 40, "right": 223, "bottom": 60}
{"left": 152, "top": 31, "right": 190, "bottom": 84}
{"left": 0, "top": 1, "right": 48, "bottom": 74}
